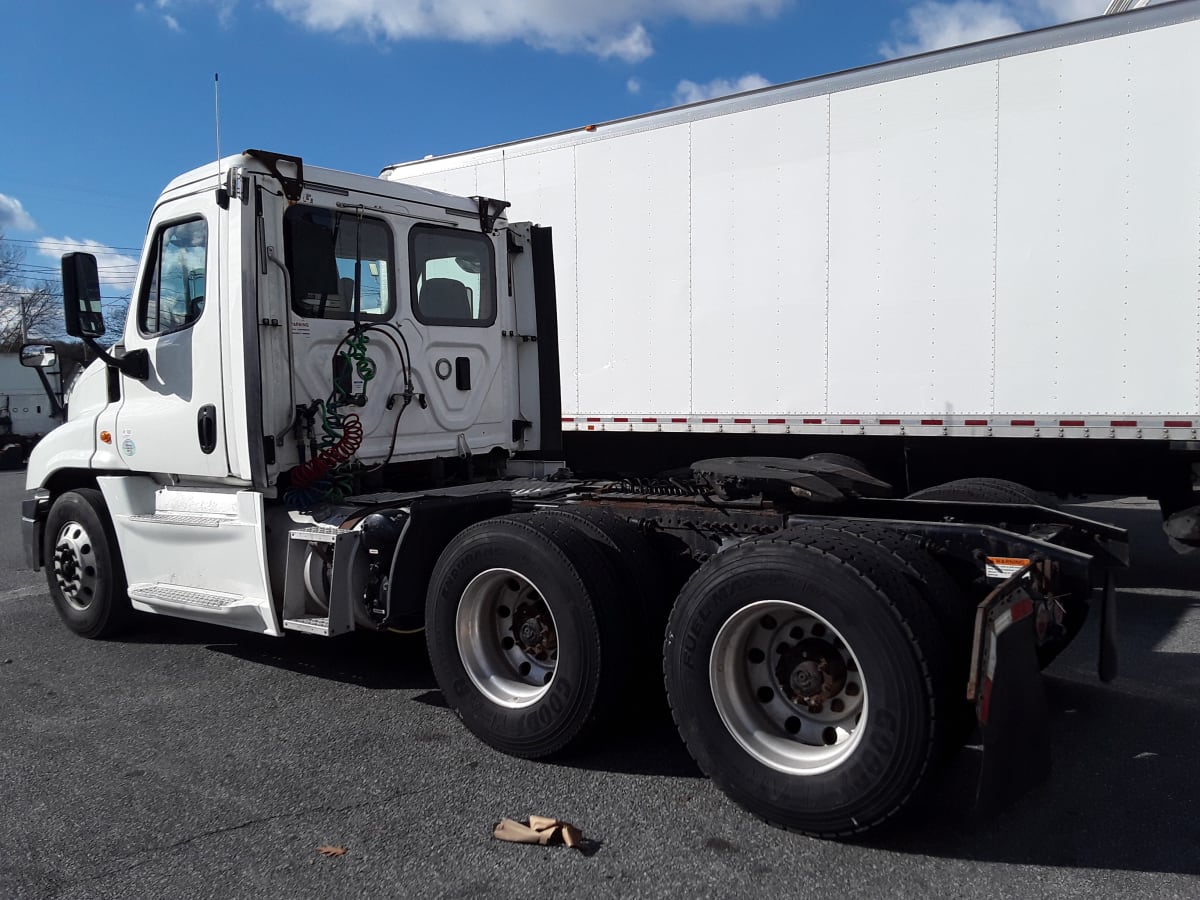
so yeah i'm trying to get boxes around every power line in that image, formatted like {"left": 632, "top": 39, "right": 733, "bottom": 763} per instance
{"left": 0, "top": 290, "right": 130, "bottom": 302}
{"left": 9, "top": 264, "right": 137, "bottom": 274}
{"left": 0, "top": 236, "right": 144, "bottom": 253}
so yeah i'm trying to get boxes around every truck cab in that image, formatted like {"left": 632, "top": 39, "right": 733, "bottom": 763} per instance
{"left": 25, "top": 150, "right": 555, "bottom": 636}
{"left": 38, "top": 151, "right": 547, "bottom": 489}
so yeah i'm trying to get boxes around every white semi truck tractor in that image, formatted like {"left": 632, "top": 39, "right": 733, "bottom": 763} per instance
{"left": 21, "top": 149, "right": 1129, "bottom": 839}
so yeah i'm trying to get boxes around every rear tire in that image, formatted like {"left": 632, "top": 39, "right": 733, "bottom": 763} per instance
{"left": 826, "top": 522, "right": 977, "bottom": 742}
{"left": 425, "top": 513, "right": 628, "bottom": 758}
{"left": 664, "top": 530, "right": 946, "bottom": 837}
{"left": 907, "top": 476, "right": 1047, "bottom": 507}
{"left": 44, "top": 489, "right": 132, "bottom": 639}
{"left": 531, "top": 506, "right": 669, "bottom": 673}
{"left": 0, "top": 443, "right": 24, "bottom": 469}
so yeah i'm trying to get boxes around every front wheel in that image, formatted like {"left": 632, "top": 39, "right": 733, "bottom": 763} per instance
{"left": 43, "top": 489, "right": 132, "bottom": 638}
{"left": 664, "top": 533, "right": 945, "bottom": 838}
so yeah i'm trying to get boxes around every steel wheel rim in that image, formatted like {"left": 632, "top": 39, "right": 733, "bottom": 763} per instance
{"left": 52, "top": 520, "right": 99, "bottom": 612}
{"left": 710, "top": 599, "right": 868, "bottom": 775}
{"left": 456, "top": 568, "right": 558, "bottom": 709}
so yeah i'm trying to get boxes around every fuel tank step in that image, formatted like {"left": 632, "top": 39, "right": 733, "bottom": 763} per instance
{"left": 281, "top": 526, "right": 360, "bottom": 637}
{"left": 283, "top": 616, "right": 331, "bottom": 636}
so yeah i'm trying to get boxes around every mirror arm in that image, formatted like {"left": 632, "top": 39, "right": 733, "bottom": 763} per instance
{"left": 32, "top": 368, "right": 66, "bottom": 419}
{"left": 82, "top": 336, "right": 149, "bottom": 381}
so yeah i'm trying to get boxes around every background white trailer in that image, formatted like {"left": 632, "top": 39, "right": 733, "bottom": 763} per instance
{"left": 0, "top": 353, "right": 60, "bottom": 435}
{"left": 383, "top": 1, "right": 1200, "bottom": 501}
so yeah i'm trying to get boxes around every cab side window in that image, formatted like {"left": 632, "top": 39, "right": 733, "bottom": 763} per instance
{"left": 139, "top": 218, "right": 208, "bottom": 336}
{"left": 410, "top": 225, "right": 496, "bottom": 327}
{"left": 283, "top": 206, "right": 394, "bottom": 320}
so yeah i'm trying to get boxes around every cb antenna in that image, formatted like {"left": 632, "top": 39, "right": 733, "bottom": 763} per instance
{"left": 214, "top": 72, "right": 229, "bottom": 208}
{"left": 214, "top": 72, "right": 223, "bottom": 173}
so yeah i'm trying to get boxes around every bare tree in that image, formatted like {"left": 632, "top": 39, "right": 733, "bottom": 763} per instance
{"left": 99, "top": 295, "right": 131, "bottom": 346}
{"left": 0, "top": 233, "right": 64, "bottom": 351}
{"left": 2, "top": 233, "right": 135, "bottom": 351}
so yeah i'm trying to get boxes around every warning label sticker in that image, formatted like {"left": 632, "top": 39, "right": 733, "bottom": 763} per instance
{"left": 985, "top": 557, "right": 1031, "bottom": 580}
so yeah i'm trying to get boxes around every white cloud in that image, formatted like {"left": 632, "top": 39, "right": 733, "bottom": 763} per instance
{"left": 626, "top": 77, "right": 642, "bottom": 94}
{"left": 880, "top": 2, "right": 1024, "bottom": 57}
{"left": 673, "top": 73, "right": 770, "bottom": 105}
{"left": 137, "top": 0, "right": 238, "bottom": 30}
{"left": 36, "top": 238, "right": 140, "bottom": 291}
{"left": 592, "top": 23, "right": 653, "bottom": 63}
{"left": 264, "top": 0, "right": 786, "bottom": 60}
{"left": 880, "top": 0, "right": 1109, "bottom": 58}
{"left": 0, "top": 194, "right": 37, "bottom": 232}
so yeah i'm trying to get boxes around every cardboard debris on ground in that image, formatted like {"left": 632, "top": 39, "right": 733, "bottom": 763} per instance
{"left": 316, "top": 845, "right": 348, "bottom": 857}
{"left": 493, "top": 816, "right": 584, "bottom": 849}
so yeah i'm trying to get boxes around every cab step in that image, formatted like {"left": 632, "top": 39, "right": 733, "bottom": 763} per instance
{"left": 128, "top": 583, "right": 243, "bottom": 609}
{"left": 128, "top": 512, "right": 224, "bottom": 528}
{"left": 283, "top": 616, "right": 331, "bottom": 636}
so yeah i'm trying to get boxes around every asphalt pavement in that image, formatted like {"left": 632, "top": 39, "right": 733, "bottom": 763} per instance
{"left": 1, "top": 471, "right": 1197, "bottom": 899}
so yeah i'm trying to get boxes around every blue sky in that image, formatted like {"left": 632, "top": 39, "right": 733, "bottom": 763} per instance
{"left": 0, "top": 0, "right": 1115, "bottom": 307}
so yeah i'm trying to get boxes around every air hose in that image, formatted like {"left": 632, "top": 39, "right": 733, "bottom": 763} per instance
{"left": 286, "top": 328, "right": 377, "bottom": 508}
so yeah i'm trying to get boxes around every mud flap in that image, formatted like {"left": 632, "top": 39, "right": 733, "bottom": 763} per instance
{"left": 968, "top": 569, "right": 1052, "bottom": 814}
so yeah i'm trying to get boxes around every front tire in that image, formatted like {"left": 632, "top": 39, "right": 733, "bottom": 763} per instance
{"left": 664, "top": 532, "right": 945, "bottom": 837}
{"left": 43, "top": 489, "right": 132, "bottom": 639}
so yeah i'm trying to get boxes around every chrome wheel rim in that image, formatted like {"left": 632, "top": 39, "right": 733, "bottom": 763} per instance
{"left": 710, "top": 600, "right": 868, "bottom": 775}
{"left": 456, "top": 568, "right": 558, "bottom": 708}
{"left": 52, "top": 520, "right": 99, "bottom": 612}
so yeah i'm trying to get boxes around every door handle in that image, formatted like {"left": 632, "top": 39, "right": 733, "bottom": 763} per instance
{"left": 197, "top": 404, "right": 217, "bottom": 454}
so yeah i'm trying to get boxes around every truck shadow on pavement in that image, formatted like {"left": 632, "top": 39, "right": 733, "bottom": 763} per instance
{"left": 120, "top": 616, "right": 439, "bottom": 693}
{"left": 110, "top": 581, "right": 1198, "bottom": 870}
{"left": 871, "top": 671, "right": 1200, "bottom": 875}
{"left": 121, "top": 615, "right": 706, "bottom": 779}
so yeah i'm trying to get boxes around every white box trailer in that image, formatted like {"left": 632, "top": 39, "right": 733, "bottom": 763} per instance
{"left": 383, "top": 1, "right": 1200, "bottom": 519}
{"left": 0, "top": 354, "right": 58, "bottom": 434}
{"left": 0, "top": 350, "right": 68, "bottom": 467}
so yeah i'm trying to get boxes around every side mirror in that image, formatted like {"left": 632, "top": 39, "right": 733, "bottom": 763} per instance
{"left": 61, "top": 252, "right": 106, "bottom": 338}
{"left": 19, "top": 343, "right": 58, "bottom": 370}
{"left": 60, "top": 251, "right": 149, "bottom": 380}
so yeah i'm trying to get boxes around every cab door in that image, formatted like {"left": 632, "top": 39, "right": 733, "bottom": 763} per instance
{"left": 114, "top": 193, "right": 229, "bottom": 478}
{"left": 405, "top": 223, "right": 515, "bottom": 454}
